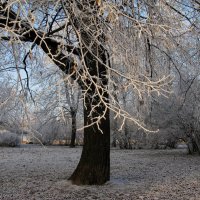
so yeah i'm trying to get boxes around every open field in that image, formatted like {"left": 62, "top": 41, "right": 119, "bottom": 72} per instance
{"left": 1, "top": 146, "right": 200, "bottom": 200}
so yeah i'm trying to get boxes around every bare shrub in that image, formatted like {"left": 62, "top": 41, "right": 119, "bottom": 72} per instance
{"left": 0, "top": 130, "right": 20, "bottom": 147}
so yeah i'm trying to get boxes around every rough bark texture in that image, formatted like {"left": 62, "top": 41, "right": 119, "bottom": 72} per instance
{"left": 68, "top": 43, "right": 110, "bottom": 185}
{"left": 69, "top": 97, "right": 110, "bottom": 185}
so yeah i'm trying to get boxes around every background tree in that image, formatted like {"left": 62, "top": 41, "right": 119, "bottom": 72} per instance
{"left": 63, "top": 75, "right": 81, "bottom": 147}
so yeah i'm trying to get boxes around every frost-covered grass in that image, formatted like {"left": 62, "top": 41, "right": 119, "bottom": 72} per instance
{"left": 0, "top": 146, "right": 200, "bottom": 200}
{"left": 0, "top": 130, "right": 20, "bottom": 147}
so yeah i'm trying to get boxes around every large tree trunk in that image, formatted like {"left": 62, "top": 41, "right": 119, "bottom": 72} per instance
{"left": 70, "top": 111, "right": 77, "bottom": 148}
{"left": 69, "top": 93, "right": 110, "bottom": 185}
{"left": 68, "top": 34, "right": 110, "bottom": 184}
{"left": 68, "top": 1, "right": 110, "bottom": 185}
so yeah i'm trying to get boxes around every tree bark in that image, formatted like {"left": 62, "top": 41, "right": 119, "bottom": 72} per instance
{"left": 69, "top": 100, "right": 110, "bottom": 185}
{"left": 68, "top": 44, "right": 110, "bottom": 185}
{"left": 70, "top": 111, "right": 77, "bottom": 148}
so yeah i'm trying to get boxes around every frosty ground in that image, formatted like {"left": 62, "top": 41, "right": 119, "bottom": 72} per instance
{"left": 1, "top": 146, "right": 200, "bottom": 200}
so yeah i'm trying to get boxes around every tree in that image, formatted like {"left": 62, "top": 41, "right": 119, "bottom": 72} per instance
{"left": 63, "top": 75, "right": 81, "bottom": 147}
{"left": 28, "top": 63, "right": 81, "bottom": 145}
{"left": 0, "top": 0, "right": 199, "bottom": 185}
{"left": 0, "top": 0, "right": 111, "bottom": 184}
{"left": 0, "top": 79, "right": 23, "bottom": 132}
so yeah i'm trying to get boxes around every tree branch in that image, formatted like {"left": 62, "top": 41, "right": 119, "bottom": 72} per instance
{"left": 165, "top": 1, "right": 198, "bottom": 29}
{"left": 0, "top": 2, "right": 80, "bottom": 74}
